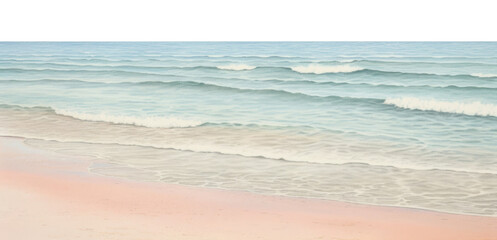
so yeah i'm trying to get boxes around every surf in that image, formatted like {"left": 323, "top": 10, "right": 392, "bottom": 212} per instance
{"left": 291, "top": 64, "right": 363, "bottom": 74}
{"left": 216, "top": 64, "right": 256, "bottom": 71}
{"left": 54, "top": 109, "right": 204, "bottom": 128}
{"left": 384, "top": 97, "right": 497, "bottom": 117}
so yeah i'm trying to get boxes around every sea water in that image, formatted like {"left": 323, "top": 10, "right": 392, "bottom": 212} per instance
{"left": 0, "top": 42, "right": 496, "bottom": 216}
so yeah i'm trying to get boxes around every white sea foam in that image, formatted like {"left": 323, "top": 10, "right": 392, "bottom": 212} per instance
{"left": 216, "top": 64, "right": 256, "bottom": 71}
{"left": 384, "top": 97, "right": 497, "bottom": 117}
{"left": 471, "top": 73, "right": 497, "bottom": 78}
{"left": 291, "top": 64, "right": 363, "bottom": 74}
{"left": 338, "top": 59, "right": 356, "bottom": 63}
{"left": 54, "top": 109, "right": 204, "bottom": 128}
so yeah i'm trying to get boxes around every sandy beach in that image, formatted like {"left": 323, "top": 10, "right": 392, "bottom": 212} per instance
{"left": 1, "top": 136, "right": 496, "bottom": 240}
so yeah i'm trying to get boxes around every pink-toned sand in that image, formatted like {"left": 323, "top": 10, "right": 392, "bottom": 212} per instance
{"left": 1, "top": 137, "right": 496, "bottom": 240}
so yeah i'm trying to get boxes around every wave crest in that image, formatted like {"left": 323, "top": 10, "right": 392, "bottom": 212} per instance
{"left": 384, "top": 97, "right": 497, "bottom": 117}
{"left": 291, "top": 64, "right": 363, "bottom": 74}
{"left": 471, "top": 73, "right": 497, "bottom": 78}
{"left": 216, "top": 64, "right": 256, "bottom": 71}
{"left": 54, "top": 109, "right": 204, "bottom": 128}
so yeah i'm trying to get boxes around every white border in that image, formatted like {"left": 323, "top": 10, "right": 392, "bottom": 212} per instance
{"left": 1, "top": 0, "right": 496, "bottom": 41}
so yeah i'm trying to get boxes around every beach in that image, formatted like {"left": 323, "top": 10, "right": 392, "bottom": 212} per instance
{"left": 1, "top": 42, "right": 497, "bottom": 239}
{"left": 2, "top": 42, "right": 497, "bottom": 217}
{"left": 2, "top": 136, "right": 496, "bottom": 240}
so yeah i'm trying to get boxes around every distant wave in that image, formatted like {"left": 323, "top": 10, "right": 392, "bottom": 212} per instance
{"left": 352, "top": 59, "right": 497, "bottom": 67}
{"left": 6, "top": 79, "right": 497, "bottom": 109}
{"left": 291, "top": 64, "right": 363, "bottom": 74}
{"left": 338, "top": 55, "right": 497, "bottom": 60}
{"left": 216, "top": 64, "right": 256, "bottom": 71}
{"left": 337, "top": 59, "right": 357, "bottom": 63}
{"left": 471, "top": 73, "right": 497, "bottom": 78}
{"left": 3, "top": 66, "right": 497, "bottom": 82}
{"left": 189, "top": 55, "right": 310, "bottom": 60}
{"left": 54, "top": 109, "right": 204, "bottom": 128}
{"left": 0, "top": 78, "right": 365, "bottom": 102}
{"left": 384, "top": 97, "right": 497, "bottom": 117}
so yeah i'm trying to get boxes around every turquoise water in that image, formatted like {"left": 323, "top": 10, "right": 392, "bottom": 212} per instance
{"left": 1, "top": 42, "right": 497, "bottom": 216}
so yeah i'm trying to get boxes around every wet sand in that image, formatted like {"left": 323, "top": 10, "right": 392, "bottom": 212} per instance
{"left": 1, "top": 137, "right": 496, "bottom": 240}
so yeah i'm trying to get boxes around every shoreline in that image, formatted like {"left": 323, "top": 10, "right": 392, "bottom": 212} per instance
{"left": 1, "top": 136, "right": 496, "bottom": 240}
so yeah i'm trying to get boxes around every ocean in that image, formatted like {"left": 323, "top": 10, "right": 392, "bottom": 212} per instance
{"left": 0, "top": 42, "right": 496, "bottom": 216}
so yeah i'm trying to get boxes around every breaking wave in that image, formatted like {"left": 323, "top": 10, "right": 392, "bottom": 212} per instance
{"left": 384, "top": 97, "right": 497, "bottom": 117}
{"left": 54, "top": 109, "right": 204, "bottom": 128}
{"left": 471, "top": 73, "right": 497, "bottom": 78}
{"left": 216, "top": 64, "right": 256, "bottom": 71}
{"left": 291, "top": 64, "right": 363, "bottom": 74}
